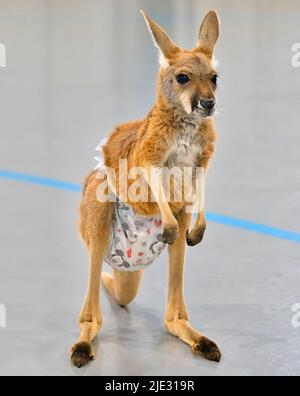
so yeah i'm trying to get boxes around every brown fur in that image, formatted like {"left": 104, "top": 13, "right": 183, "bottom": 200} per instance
{"left": 103, "top": 109, "right": 216, "bottom": 217}
{"left": 71, "top": 10, "right": 221, "bottom": 368}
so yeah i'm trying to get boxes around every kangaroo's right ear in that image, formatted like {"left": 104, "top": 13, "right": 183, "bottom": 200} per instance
{"left": 140, "top": 10, "right": 180, "bottom": 67}
{"left": 194, "top": 10, "right": 220, "bottom": 58}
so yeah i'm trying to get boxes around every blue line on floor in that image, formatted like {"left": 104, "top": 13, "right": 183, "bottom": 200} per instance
{"left": 0, "top": 170, "right": 81, "bottom": 192}
{"left": 206, "top": 212, "right": 300, "bottom": 244}
{"left": 1, "top": 169, "right": 300, "bottom": 244}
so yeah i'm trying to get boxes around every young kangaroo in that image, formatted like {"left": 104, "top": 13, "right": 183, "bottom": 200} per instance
{"left": 71, "top": 10, "right": 221, "bottom": 368}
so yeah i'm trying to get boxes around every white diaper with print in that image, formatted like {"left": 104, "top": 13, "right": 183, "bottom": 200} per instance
{"left": 95, "top": 140, "right": 166, "bottom": 272}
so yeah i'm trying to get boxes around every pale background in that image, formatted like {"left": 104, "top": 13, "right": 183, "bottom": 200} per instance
{"left": 0, "top": 0, "right": 300, "bottom": 376}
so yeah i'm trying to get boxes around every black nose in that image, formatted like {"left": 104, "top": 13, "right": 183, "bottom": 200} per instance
{"left": 200, "top": 98, "right": 215, "bottom": 111}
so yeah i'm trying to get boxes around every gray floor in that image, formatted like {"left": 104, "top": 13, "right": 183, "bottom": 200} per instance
{"left": 0, "top": 0, "right": 300, "bottom": 376}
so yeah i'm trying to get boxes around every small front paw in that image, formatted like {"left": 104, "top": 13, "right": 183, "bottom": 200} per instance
{"left": 186, "top": 225, "right": 206, "bottom": 246}
{"left": 162, "top": 224, "right": 179, "bottom": 245}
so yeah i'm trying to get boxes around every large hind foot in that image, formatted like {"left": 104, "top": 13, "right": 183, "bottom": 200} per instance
{"left": 193, "top": 337, "right": 221, "bottom": 362}
{"left": 165, "top": 314, "right": 221, "bottom": 363}
{"left": 71, "top": 341, "right": 94, "bottom": 368}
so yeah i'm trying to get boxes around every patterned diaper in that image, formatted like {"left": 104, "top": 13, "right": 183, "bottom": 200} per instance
{"left": 105, "top": 199, "right": 166, "bottom": 272}
{"left": 95, "top": 139, "right": 166, "bottom": 272}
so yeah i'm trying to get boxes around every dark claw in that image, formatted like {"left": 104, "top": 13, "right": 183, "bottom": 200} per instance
{"left": 194, "top": 337, "right": 222, "bottom": 362}
{"left": 71, "top": 342, "right": 94, "bottom": 368}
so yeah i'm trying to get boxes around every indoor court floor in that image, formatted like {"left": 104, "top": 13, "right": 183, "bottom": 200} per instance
{"left": 0, "top": 0, "right": 300, "bottom": 376}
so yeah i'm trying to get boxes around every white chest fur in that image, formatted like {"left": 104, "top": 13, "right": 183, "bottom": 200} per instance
{"left": 165, "top": 125, "right": 202, "bottom": 169}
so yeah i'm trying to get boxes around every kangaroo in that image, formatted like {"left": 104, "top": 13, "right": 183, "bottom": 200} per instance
{"left": 71, "top": 9, "right": 221, "bottom": 368}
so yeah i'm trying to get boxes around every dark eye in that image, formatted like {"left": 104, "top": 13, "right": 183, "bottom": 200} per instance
{"left": 211, "top": 74, "right": 218, "bottom": 86}
{"left": 176, "top": 74, "right": 190, "bottom": 85}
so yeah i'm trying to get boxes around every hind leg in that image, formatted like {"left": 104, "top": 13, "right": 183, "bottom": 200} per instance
{"left": 102, "top": 270, "right": 143, "bottom": 306}
{"left": 70, "top": 241, "right": 105, "bottom": 368}
{"left": 164, "top": 209, "right": 221, "bottom": 362}
{"left": 70, "top": 183, "right": 114, "bottom": 368}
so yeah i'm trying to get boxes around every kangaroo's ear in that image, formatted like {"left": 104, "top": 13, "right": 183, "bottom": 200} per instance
{"left": 194, "top": 10, "right": 220, "bottom": 58}
{"left": 140, "top": 10, "right": 180, "bottom": 67}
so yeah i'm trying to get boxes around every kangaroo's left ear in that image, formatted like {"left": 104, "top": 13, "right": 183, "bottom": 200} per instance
{"left": 140, "top": 10, "right": 180, "bottom": 67}
{"left": 194, "top": 10, "right": 220, "bottom": 58}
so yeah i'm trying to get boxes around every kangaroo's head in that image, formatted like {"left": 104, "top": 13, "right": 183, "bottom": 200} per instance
{"left": 141, "top": 10, "right": 220, "bottom": 119}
